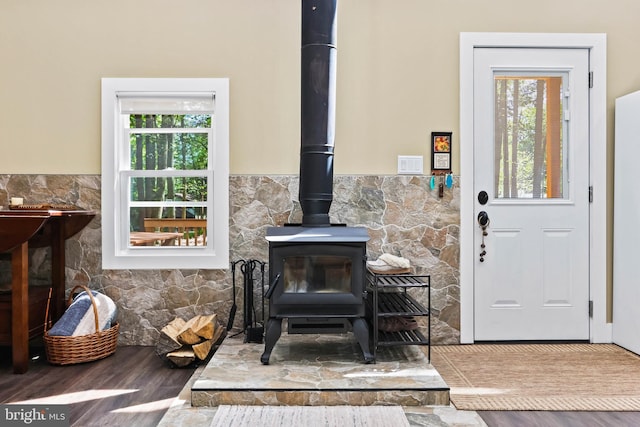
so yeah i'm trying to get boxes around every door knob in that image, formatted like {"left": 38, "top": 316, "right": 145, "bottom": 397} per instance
{"left": 478, "top": 211, "right": 490, "bottom": 227}
{"left": 477, "top": 211, "right": 489, "bottom": 262}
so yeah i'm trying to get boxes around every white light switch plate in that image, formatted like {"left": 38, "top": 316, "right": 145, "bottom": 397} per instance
{"left": 397, "top": 155, "right": 423, "bottom": 175}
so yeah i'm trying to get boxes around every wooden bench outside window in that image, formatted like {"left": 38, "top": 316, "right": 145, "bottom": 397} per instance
{"left": 142, "top": 218, "right": 207, "bottom": 246}
{"left": 129, "top": 231, "right": 183, "bottom": 246}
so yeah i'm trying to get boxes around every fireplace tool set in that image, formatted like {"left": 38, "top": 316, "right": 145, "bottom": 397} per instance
{"left": 229, "top": 259, "right": 266, "bottom": 343}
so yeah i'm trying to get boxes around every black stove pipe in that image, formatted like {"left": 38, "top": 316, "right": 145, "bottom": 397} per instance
{"left": 299, "top": 0, "right": 338, "bottom": 227}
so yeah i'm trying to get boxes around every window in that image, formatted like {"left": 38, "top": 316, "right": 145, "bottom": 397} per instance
{"left": 493, "top": 73, "right": 568, "bottom": 199}
{"left": 101, "top": 78, "right": 229, "bottom": 269}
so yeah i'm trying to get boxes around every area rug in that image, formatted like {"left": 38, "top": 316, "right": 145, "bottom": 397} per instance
{"left": 431, "top": 343, "right": 640, "bottom": 411}
{"left": 209, "top": 405, "right": 410, "bottom": 427}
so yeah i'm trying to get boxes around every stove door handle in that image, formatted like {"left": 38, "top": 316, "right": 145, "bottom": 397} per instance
{"left": 264, "top": 273, "right": 281, "bottom": 299}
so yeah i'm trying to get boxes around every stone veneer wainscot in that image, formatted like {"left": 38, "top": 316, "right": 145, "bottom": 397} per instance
{"left": 0, "top": 174, "right": 460, "bottom": 346}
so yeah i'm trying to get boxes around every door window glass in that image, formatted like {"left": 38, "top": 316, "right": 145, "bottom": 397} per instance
{"left": 494, "top": 74, "right": 567, "bottom": 199}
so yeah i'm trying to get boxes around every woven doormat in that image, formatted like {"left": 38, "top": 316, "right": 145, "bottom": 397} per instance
{"left": 210, "top": 405, "right": 410, "bottom": 427}
{"left": 432, "top": 343, "right": 640, "bottom": 411}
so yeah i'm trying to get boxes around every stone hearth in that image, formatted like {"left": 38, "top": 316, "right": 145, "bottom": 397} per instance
{"left": 191, "top": 333, "right": 449, "bottom": 407}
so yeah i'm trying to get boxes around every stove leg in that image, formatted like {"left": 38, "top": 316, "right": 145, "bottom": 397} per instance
{"left": 351, "top": 317, "right": 375, "bottom": 364}
{"left": 260, "top": 318, "right": 282, "bottom": 365}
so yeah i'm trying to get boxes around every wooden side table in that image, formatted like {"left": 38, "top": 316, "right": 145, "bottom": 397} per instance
{"left": 0, "top": 209, "right": 95, "bottom": 373}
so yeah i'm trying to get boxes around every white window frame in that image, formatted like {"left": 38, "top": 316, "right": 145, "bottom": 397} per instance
{"left": 101, "top": 78, "right": 229, "bottom": 270}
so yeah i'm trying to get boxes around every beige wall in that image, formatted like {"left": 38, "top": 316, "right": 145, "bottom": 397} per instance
{"left": 3, "top": 0, "right": 637, "bottom": 327}
{"left": 2, "top": 2, "right": 639, "bottom": 321}
{"left": 3, "top": 0, "right": 640, "bottom": 176}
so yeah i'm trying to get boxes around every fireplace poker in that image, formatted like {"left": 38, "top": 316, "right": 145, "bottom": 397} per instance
{"left": 242, "top": 259, "right": 266, "bottom": 343}
{"left": 241, "top": 260, "right": 253, "bottom": 332}
{"left": 227, "top": 259, "right": 245, "bottom": 331}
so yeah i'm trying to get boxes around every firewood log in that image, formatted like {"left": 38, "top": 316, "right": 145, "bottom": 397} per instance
{"left": 193, "top": 339, "right": 213, "bottom": 360}
{"left": 211, "top": 321, "right": 225, "bottom": 344}
{"left": 177, "top": 314, "right": 217, "bottom": 344}
{"left": 192, "top": 314, "right": 217, "bottom": 340}
{"left": 166, "top": 348, "right": 196, "bottom": 367}
{"left": 155, "top": 317, "right": 186, "bottom": 356}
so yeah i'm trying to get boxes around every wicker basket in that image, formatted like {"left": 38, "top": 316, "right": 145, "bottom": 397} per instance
{"left": 44, "top": 285, "right": 119, "bottom": 365}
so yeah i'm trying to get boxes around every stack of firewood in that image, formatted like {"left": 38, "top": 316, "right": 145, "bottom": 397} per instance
{"left": 155, "top": 314, "right": 225, "bottom": 367}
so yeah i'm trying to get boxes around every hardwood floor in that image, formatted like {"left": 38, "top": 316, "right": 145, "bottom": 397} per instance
{"left": 4, "top": 343, "right": 640, "bottom": 427}
{"left": 478, "top": 411, "right": 640, "bottom": 427}
{"left": 0, "top": 343, "right": 195, "bottom": 427}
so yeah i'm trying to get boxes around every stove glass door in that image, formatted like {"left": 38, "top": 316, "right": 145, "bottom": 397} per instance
{"left": 283, "top": 255, "right": 352, "bottom": 294}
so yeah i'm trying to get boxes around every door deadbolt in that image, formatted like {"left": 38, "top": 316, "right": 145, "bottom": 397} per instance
{"left": 478, "top": 191, "right": 489, "bottom": 205}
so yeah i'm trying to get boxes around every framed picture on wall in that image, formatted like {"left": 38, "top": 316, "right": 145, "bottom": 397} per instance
{"left": 431, "top": 132, "right": 452, "bottom": 172}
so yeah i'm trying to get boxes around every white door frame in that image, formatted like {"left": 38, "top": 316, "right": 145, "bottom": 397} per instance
{"left": 459, "top": 33, "right": 609, "bottom": 344}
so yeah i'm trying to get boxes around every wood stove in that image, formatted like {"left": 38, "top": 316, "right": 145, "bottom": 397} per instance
{"left": 261, "top": 226, "right": 373, "bottom": 364}
{"left": 260, "top": 0, "right": 373, "bottom": 364}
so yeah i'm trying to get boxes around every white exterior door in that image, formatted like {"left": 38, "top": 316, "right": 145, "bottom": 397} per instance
{"left": 473, "top": 48, "right": 590, "bottom": 340}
